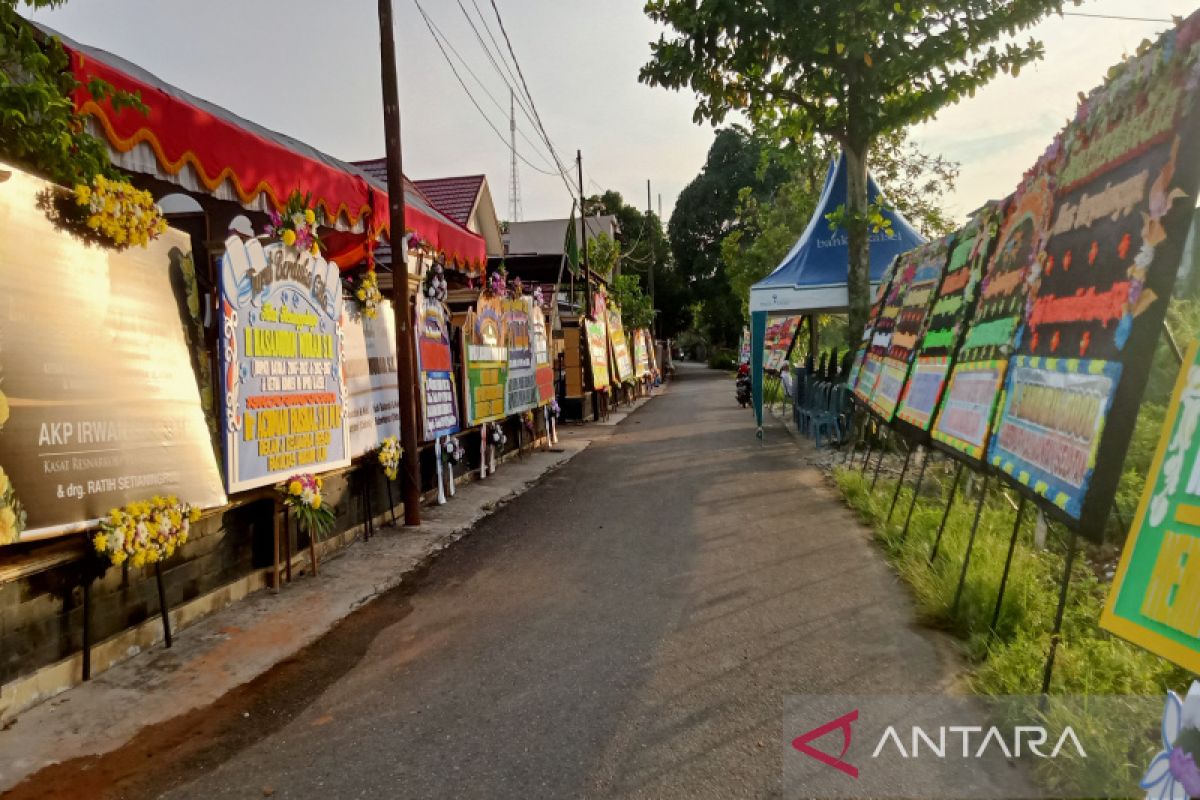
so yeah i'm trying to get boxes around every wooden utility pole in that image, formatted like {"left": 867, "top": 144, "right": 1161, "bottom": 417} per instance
{"left": 646, "top": 178, "right": 656, "bottom": 337}
{"left": 576, "top": 150, "right": 594, "bottom": 318}
{"left": 378, "top": 0, "right": 421, "bottom": 526}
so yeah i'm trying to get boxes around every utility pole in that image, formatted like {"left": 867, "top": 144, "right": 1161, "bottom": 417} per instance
{"left": 576, "top": 150, "right": 594, "bottom": 317}
{"left": 646, "top": 179, "right": 656, "bottom": 337}
{"left": 378, "top": 0, "right": 421, "bottom": 526}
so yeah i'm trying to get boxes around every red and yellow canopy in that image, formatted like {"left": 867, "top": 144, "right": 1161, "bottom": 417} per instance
{"left": 51, "top": 25, "right": 485, "bottom": 273}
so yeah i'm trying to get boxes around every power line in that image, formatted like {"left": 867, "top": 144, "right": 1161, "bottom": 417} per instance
{"left": 487, "top": 0, "right": 578, "bottom": 197}
{"left": 1061, "top": 11, "right": 1173, "bottom": 23}
{"left": 413, "top": 0, "right": 559, "bottom": 174}
{"left": 456, "top": 0, "right": 538, "bottom": 127}
{"left": 467, "top": 0, "right": 575, "bottom": 185}
{"left": 412, "top": 0, "right": 561, "bottom": 178}
{"left": 468, "top": 0, "right": 527, "bottom": 106}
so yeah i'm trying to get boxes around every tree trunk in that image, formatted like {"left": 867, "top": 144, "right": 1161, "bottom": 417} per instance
{"left": 844, "top": 143, "right": 871, "bottom": 339}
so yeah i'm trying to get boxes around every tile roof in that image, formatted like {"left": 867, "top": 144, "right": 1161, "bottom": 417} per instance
{"left": 412, "top": 175, "right": 486, "bottom": 227}
{"left": 351, "top": 160, "right": 485, "bottom": 268}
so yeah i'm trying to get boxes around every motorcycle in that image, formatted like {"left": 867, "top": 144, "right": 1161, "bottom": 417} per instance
{"left": 735, "top": 363, "right": 751, "bottom": 408}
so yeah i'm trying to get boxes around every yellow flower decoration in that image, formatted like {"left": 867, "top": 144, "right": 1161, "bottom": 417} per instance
{"left": 288, "top": 480, "right": 303, "bottom": 496}
{"left": 282, "top": 229, "right": 297, "bottom": 247}
{"left": 0, "top": 506, "right": 17, "bottom": 546}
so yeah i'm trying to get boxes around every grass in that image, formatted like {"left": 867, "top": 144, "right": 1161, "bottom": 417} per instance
{"left": 831, "top": 460, "right": 1192, "bottom": 795}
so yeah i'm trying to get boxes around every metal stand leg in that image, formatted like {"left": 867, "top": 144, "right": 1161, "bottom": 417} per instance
{"left": 886, "top": 445, "right": 915, "bottom": 524}
{"left": 930, "top": 462, "right": 965, "bottom": 563}
{"left": 82, "top": 579, "right": 92, "bottom": 681}
{"left": 155, "top": 562, "right": 172, "bottom": 648}
{"left": 435, "top": 435, "right": 447, "bottom": 505}
{"left": 844, "top": 410, "right": 859, "bottom": 466}
{"left": 899, "top": 450, "right": 930, "bottom": 542}
{"left": 308, "top": 522, "right": 320, "bottom": 578}
{"left": 366, "top": 475, "right": 375, "bottom": 537}
{"left": 284, "top": 507, "right": 293, "bottom": 583}
{"left": 951, "top": 475, "right": 991, "bottom": 616}
{"left": 385, "top": 475, "right": 397, "bottom": 525}
{"left": 860, "top": 426, "right": 875, "bottom": 474}
{"left": 988, "top": 497, "right": 1027, "bottom": 642}
{"left": 869, "top": 431, "right": 890, "bottom": 492}
{"left": 272, "top": 500, "right": 282, "bottom": 593}
{"left": 1041, "top": 529, "right": 1078, "bottom": 696}
{"left": 360, "top": 473, "right": 371, "bottom": 542}
{"left": 479, "top": 423, "right": 489, "bottom": 479}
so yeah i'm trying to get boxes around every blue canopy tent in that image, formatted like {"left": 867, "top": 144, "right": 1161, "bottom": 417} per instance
{"left": 749, "top": 153, "right": 926, "bottom": 434}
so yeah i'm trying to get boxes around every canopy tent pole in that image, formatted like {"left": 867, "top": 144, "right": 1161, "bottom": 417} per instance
{"left": 751, "top": 310, "right": 767, "bottom": 437}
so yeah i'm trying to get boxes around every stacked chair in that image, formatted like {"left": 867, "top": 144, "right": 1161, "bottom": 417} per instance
{"left": 793, "top": 349, "right": 851, "bottom": 448}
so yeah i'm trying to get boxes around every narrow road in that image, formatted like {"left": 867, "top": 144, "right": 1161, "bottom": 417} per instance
{"left": 71, "top": 365, "right": 960, "bottom": 798}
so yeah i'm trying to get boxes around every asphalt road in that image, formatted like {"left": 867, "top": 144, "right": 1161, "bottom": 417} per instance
{"left": 126, "top": 364, "right": 958, "bottom": 798}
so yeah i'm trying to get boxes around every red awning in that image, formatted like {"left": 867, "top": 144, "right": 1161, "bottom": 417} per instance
{"left": 43, "top": 23, "right": 486, "bottom": 272}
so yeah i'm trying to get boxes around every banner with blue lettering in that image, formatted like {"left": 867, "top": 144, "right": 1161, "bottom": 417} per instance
{"left": 219, "top": 234, "right": 350, "bottom": 493}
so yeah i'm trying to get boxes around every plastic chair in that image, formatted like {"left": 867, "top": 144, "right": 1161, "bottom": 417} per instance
{"left": 810, "top": 382, "right": 845, "bottom": 448}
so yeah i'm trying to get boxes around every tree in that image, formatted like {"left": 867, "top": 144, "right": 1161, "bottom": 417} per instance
{"left": 611, "top": 274, "right": 655, "bottom": 329}
{"left": 668, "top": 127, "right": 787, "bottom": 345}
{"left": 0, "top": 1, "right": 143, "bottom": 186}
{"left": 641, "top": 0, "right": 1072, "bottom": 335}
{"left": 584, "top": 188, "right": 690, "bottom": 338}
{"left": 586, "top": 232, "right": 620, "bottom": 282}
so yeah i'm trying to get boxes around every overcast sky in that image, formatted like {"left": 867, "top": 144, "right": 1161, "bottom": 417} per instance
{"left": 28, "top": 0, "right": 1200, "bottom": 227}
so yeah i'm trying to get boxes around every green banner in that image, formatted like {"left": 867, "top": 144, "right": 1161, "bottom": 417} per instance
{"left": 1101, "top": 338, "right": 1200, "bottom": 672}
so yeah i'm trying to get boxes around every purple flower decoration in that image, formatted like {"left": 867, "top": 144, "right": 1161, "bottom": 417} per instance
{"left": 488, "top": 270, "right": 507, "bottom": 296}
{"left": 1171, "top": 747, "right": 1200, "bottom": 797}
{"left": 1143, "top": 683, "right": 1200, "bottom": 800}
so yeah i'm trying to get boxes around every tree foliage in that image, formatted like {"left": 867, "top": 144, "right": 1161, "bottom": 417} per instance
{"left": 584, "top": 188, "right": 690, "bottom": 337}
{"left": 641, "top": 0, "right": 1073, "bottom": 334}
{"left": 586, "top": 231, "right": 620, "bottom": 282}
{"left": 667, "top": 127, "right": 788, "bottom": 345}
{"left": 0, "top": 1, "right": 142, "bottom": 186}
{"left": 611, "top": 273, "right": 655, "bottom": 330}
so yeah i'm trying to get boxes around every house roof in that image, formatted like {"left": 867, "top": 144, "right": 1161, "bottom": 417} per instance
{"left": 503, "top": 216, "right": 620, "bottom": 256}
{"left": 413, "top": 175, "right": 486, "bottom": 228}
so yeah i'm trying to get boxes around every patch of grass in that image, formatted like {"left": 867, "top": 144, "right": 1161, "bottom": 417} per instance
{"left": 832, "top": 461, "right": 1192, "bottom": 795}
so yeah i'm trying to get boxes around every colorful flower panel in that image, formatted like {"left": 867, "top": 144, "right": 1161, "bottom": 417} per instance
{"left": 994, "top": 20, "right": 1200, "bottom": 534}
{"left": 896, "top": 357, "right": 951, "bottom": 430}
{"left": 989, "top": 356, "right": 1121, "bottom": 520}
{"left": 867, "top": 358, "right": 909, "bottom": 421}
{"left": 853, "top": 354, "right": 884, "bottom": 405}
{"left": 868, "top": 253, "right": 917, "bottom": 358}
{"left": 886, "top": 236, "right": 951, "bottom": 364}
{"left": 930, "top": 360, "right": 1008, "bottom": 463}
{"left": 896, "top": 206, "right": 1002, "bottom": 434}
{"left": 463, "top": 295, "right": 508, "bottom": 425}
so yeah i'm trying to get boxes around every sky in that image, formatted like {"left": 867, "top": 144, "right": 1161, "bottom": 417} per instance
{"left": 26, "top": 0, "right": 1200, "bottom": 227}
